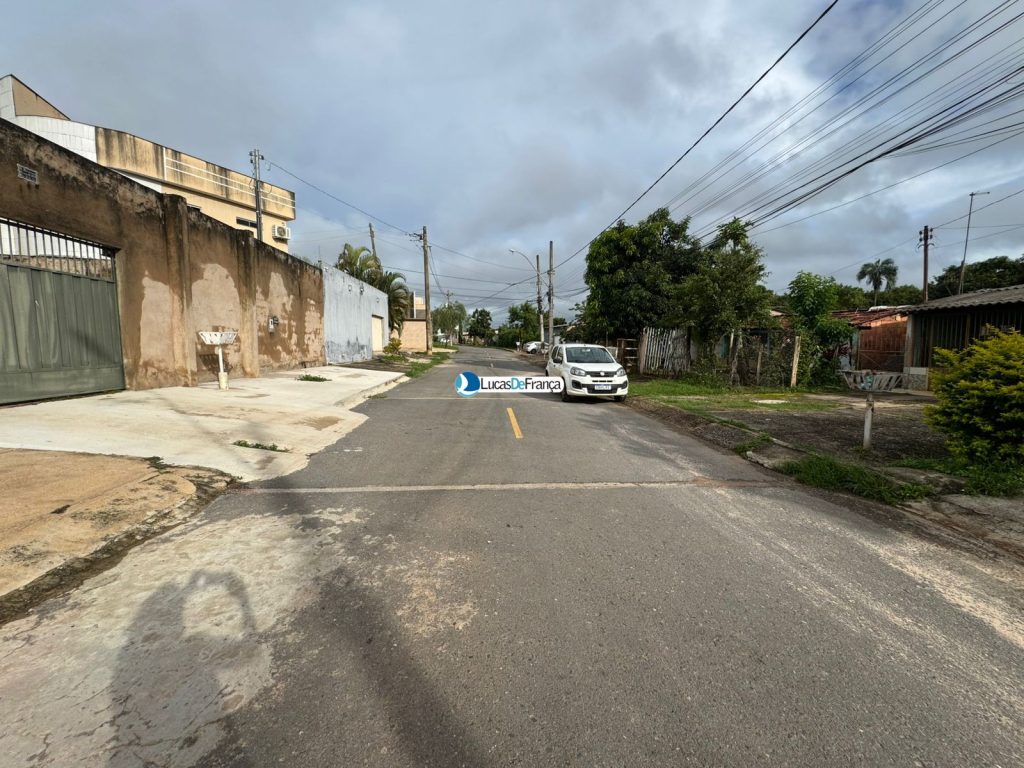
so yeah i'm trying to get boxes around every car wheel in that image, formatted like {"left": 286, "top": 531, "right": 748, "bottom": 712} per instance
{"left": 561, "top": 382, "right": 573, "bottom": 402}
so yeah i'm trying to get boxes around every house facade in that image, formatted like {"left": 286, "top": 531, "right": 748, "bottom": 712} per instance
{"left": 903, "top": 284, "right": 1024, "bottom": 389}
{"left": 0, "top": 75, "right": 296, "bottom": 250}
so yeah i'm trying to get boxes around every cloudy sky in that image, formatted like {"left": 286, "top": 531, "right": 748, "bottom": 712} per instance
{"left": 6, "top": 0, "right": 1023, "bottom": 321}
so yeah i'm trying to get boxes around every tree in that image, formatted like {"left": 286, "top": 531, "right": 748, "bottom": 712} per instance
{"left": 336, "top": 242, "right": 410, "bottom": 332}
{"left": 432, "top": 301, "right": 467, "bottom": 341}
{"left": 881, "top": 284, "right": 923, "bottom": 305}
{"left": 336, "top": 243, "right": 380, "bottom": 283}
{"left": 375, "top": 271, "right": 410, "bottom": 333}
{"left": 673, "top": 219, "right": 773, "bottom": 377}
{"left": 834, "top": 283, "right": 871, "bottom": 310}
{"left": 930, "top": 255, "right": 1024, "bottom": 298}
{"left": 466, "top": 308, "right": 492, "bottom": 341}
{"left": 584, "top": 208, "right": 701, "bottom": 339}
{"left": 506, "top": 302, "right": 540, "bottom": 341}
{"left": 786, "top": 271, "right": 854, "bottom": 384}
{"left": 856, "top": 258, "right": 898, "bottom": 305}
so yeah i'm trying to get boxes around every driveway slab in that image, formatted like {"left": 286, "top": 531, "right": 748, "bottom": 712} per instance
{"left": 0, "top": 366, "right": 403, "bottom": 481}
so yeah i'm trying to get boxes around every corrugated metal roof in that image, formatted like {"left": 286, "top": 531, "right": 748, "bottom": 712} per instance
{"left": 907, "top": 284, "right": 1024, "bottom": 312}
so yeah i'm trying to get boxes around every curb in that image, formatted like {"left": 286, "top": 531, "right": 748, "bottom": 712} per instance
{"left": 0, "top": 468, "right": 232, "bottom": 627}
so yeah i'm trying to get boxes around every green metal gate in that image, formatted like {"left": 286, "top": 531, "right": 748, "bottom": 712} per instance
{"left": 1, "top": 218, "right": 125, "bottom": 404}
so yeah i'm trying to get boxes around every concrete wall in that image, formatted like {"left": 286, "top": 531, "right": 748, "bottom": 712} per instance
{"left": 323, "top": 268, "right": 388, "bottom": 364}
{"left": 0, "top": 118, "right": 324, "bottom": 390}
{"left": 396, "top": 318, "right": 428, "bottom": 352}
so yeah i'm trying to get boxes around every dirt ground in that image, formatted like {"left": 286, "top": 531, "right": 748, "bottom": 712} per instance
{"left": 708, "top": 392, "right": 949, "bottom": 463}
{"left": 0, "top": 449, "right": 230, "bottom": 617}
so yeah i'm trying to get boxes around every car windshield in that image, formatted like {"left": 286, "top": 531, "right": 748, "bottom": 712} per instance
{"left": 565, "top": 346, "right": 616, "bottom": 364}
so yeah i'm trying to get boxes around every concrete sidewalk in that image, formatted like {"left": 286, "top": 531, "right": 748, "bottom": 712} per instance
{"left": 0, "top": 365, "right": 403, "bottom": 482}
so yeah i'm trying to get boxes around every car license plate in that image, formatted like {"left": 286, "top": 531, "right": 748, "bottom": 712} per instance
{"left": 594, "top": 384, "right": 612, "bottom": 391}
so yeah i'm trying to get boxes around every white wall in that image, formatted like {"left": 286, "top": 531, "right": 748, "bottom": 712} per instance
{"left": 10, "top": 116, "right": 98, "bottom": 162}
{"left": 323, "top": 269, "right": 389, "bottom": 364}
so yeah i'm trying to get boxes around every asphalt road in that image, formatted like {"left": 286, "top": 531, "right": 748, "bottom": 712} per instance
{"left": 3, "top": 347, "right": 1022, "bottom": 767}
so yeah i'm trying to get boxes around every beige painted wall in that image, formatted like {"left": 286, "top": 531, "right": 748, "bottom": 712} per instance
{"left": 396, "top": 319, "right": 428, "bottom": 352}
{"left": 1, "top": 119, "right": 323, "bottom": 391}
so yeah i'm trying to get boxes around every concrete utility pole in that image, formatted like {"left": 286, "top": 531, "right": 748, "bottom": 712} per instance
{"left": 421, "top": 226, "right": 433, "bottom": 353}
{"left": 918, "top": 225, "right": 932, "bottom": 302}
{"left": 249, "top": 149, "right": 264, "bottom": 243}
{"left": 547, "top": 241, "right": 555, "bottom": 347}
{"left": 536, "top": 254, "right": 544, "bottom": 344}
{"left": 958, "top": 191, "right": 989, "bottom": 295}
{"left": 369, "top": 222, "right": 377, "bottom": 261}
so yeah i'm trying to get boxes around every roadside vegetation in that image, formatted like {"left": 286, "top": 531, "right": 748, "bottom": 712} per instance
{"left": 779, "top": 455, "right": 931, "bottom": 505}
{"left": 233, "top": 440, "right": 289, "bottom": 453}
{"left": 297, "top": 373, "right": 329, "bottom": 382}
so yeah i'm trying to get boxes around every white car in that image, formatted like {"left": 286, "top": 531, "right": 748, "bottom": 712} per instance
{"left": 546, "top": 343, "right": 628, "bottom": 402}
{"left": 524, "top": 340, "right": 542, "bottom": 353}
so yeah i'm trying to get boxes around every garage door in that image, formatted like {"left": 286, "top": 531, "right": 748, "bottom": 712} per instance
{"left": 0, "top": 218, "right": 125, "bottom": 404}
{"left": 371, "top": 315, "right": 385, "bottom": 353}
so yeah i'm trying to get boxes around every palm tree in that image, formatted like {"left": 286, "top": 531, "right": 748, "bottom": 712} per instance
{"left": 373, "top": 270, "right": 410, "bottom": 333}
{"left": 856, "top": 258, "right": 898, "bottom": 305}
{"left": 336, "top": 243, "right": 380, "bottom": 283}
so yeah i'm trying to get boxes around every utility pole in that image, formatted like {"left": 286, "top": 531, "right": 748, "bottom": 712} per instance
{"left": 421, "top": 226, "right": 432, "bottom": 353}
{"left": 958, "top": 191, "right": 989, "bottom": 294}
{"left": 249, "top": 149, "right": 264, "bottom": 243}
{"left": 918, "top": 225, "right": 932, "bottom": 302}
{"left": 547, "top": 241, "right": 555, "bottom": 347}
{"left": 536, "top": 254, "right": 544, "bottom": 344}
{"left": 369, "top": 222, "right": 378, "bottom": 261}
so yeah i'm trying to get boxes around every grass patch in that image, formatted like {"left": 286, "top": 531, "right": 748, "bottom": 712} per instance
{"left": 297, "top": 373, "right": 329, "bottom": 382}
{"left": 630, "top": 380, "right": 837, "bottom": 415}
{"left": 381, "top": 354, "right": 405, "bottom": 364}
{"left": 406, "top": 351, "right": 451, "bottom": 378}
{"left": 780, "top": 454, "right": 931, "bottom": 505}
{"left": 734, "top": 433, "right": 772, "bottom": 456}
{"left": 367, "top": 393, "right": 387, "bottom": 400}
{"left": 233, "top": 439, "right": 289, "bottom": 453}
{"left": 894, "top": 457, "right": 1024, "bottom": 497}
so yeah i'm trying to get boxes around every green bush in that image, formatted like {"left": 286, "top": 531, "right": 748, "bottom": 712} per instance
{"left": 384, "top": 337, "right": 402, "bottom": 355}
{"left": 927, "top": 330, "right": 1024, "bottom": 465}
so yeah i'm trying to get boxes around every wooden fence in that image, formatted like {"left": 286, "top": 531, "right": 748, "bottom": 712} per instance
{"left": 637, "top": 328, "right": 695, "bottom": 375}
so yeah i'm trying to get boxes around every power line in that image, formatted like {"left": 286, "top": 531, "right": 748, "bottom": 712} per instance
{"left": 556, "top": 0, "right": 841, "bottom": 268}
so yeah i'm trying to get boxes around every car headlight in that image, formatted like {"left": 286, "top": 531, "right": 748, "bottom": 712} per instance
{"left": 569, "top": 367, "right": 586, "bottom": 376}
{"left": 616, "top": 367, "right": 626, "bottom": 377}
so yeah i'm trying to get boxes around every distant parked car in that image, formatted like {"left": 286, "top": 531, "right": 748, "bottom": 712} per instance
{"left": 524, "top": 341, "right": 542, "bottom": 353}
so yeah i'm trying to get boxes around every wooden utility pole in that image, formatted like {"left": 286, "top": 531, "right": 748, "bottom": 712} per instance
{"left": 547, "top": 241, "right": 554, "bottom": 346}
{"left": 789, "top": 335, "right": 802, "bottom": 388}
{"left": 422, "top": 226, "right": 432, "bottom": 353}
{"left": 536, "top": 254, "right": 544, "bottom": 344}
{"left": 919, "top": 225, "right": 931, "bottom": 302}
{"left": 369, "top": 222, "right": 378, "bottom": 261}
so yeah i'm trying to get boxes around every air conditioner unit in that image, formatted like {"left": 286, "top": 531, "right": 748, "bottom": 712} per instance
{"left": 272, "top": 224, "right": 291, "bottom": 241}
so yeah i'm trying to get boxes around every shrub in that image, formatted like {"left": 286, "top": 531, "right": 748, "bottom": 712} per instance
{"left": 384, "top": 337, "right": 402, "bottom": 355}
{"left": 927, "top": 329, "right": 1024, "bottom": 465}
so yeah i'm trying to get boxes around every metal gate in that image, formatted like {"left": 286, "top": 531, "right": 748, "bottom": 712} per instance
{"left": 0, "top": 218, "right": 125, "bottom": 404}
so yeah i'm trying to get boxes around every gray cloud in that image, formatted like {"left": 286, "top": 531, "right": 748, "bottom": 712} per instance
{"left": 4, "top": 0, "right": 1023, "bottom": 320}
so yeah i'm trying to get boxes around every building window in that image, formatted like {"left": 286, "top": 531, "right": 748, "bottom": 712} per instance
{"left": 236, "top": 217, "right": 257, "bottom": 229}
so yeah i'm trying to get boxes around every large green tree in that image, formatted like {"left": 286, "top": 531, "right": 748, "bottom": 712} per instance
{"left": 583, "top": 208, "right": 701, "bottom": 339}
{"left": 930, "top": 255, "right": 1024, "bottom": 298}
{"left": 432, "top": 301, "right": 467, "bottom": 341}
{"left": 856, "top": 258, "right": 898, "bottom": 304}
{"left": 506, "top": 302, "right": 541, "bottom": 341}
{"left": 466, "top": 308, "right": 492, "bottom": 340}
{"left": 672, "top": 219, "right": 773, "bottom": 350}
